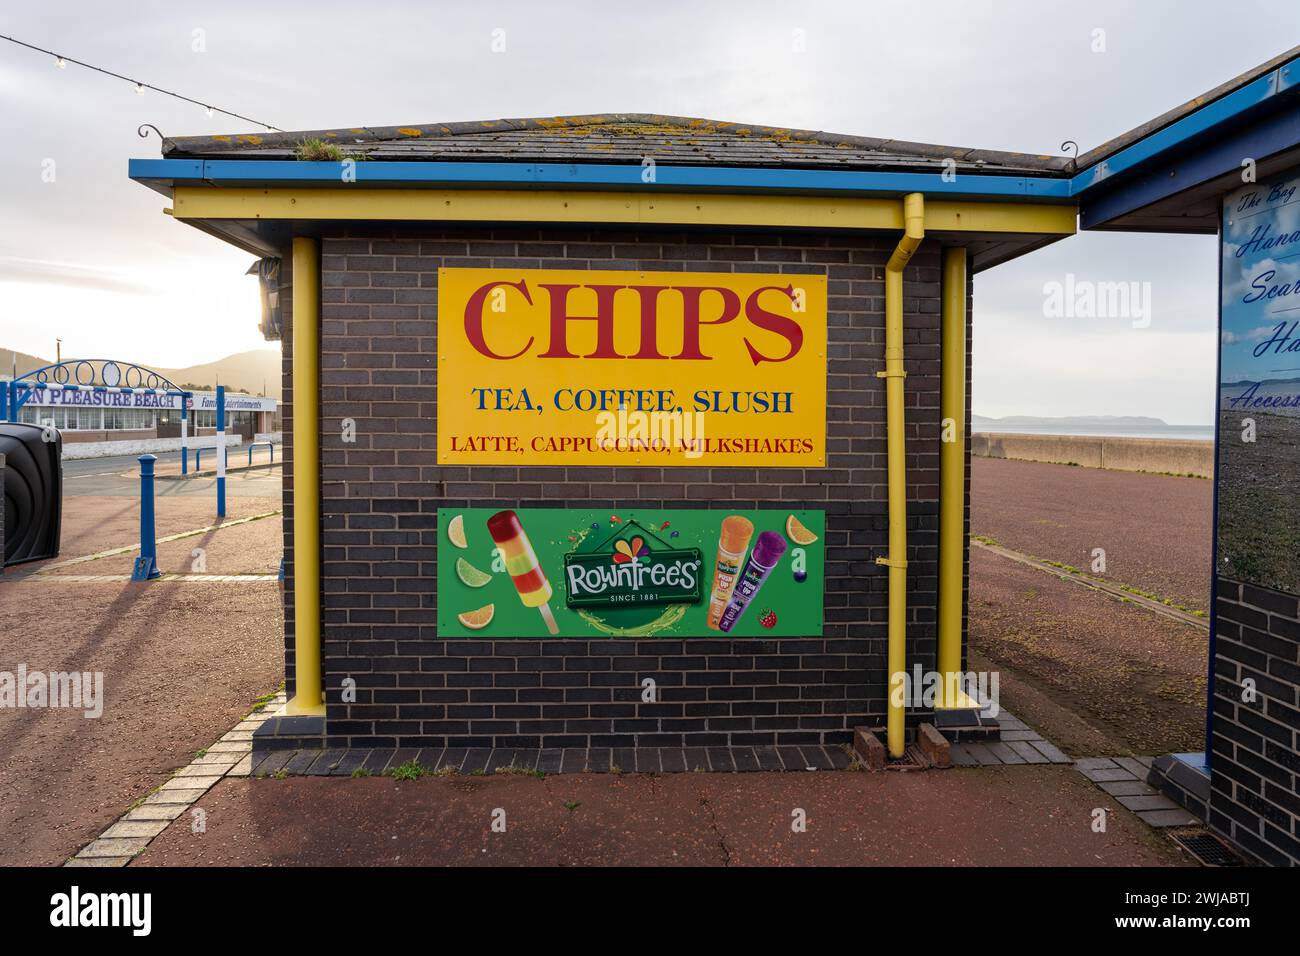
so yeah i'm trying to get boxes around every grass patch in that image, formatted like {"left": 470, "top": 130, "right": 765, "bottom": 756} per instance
{"left": 295, "top": 137, "right": 361, "bottom": 162}
{"left": 385, "top": 759, "right": 427, "bottom": 781}
{"left": 494, "top": 764, "right": 545, "bottom": 778}
{"left": 246, "top": 688, "right": 280, "bottom": 716}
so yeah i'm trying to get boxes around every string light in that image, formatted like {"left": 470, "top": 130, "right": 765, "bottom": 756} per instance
{"left": 1, "top": 33, "right": 282, "bottom": 131}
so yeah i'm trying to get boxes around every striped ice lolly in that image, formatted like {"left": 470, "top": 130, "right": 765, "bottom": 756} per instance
{"left": 486, "top": 510, "right": 559, "bottom": 634}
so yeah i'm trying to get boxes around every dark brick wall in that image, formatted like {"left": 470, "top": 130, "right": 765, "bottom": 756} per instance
{"left": 284, "top": 223, "right": 962, "bottom": 750}
{"left": 0, "top": 452, "right": 5, "bottom": 569}
{"left": 1211, "top": 576, "right": 1300, "bottom": 865}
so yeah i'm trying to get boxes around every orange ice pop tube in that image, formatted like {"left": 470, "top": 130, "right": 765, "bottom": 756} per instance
{"left": 487, "top": 510, "right": 559, "bottom": 634}
{"left": 706, "top": 515, "right": 755, "bottom": 630}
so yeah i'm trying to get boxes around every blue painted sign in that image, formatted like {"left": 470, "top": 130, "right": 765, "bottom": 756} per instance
{"left": 1218, "top": 167, "right": 1300, "bottom": 592}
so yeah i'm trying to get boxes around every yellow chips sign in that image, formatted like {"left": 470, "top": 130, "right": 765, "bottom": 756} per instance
{"left": 436, "top": 267, "right": 827, "bottom": 467}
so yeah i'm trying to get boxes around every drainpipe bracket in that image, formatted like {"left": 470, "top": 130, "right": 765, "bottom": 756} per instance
{"left": 875, "top": 370, "right": 907, "bottom": 379}
{"left": 875, "top": 556, "right": 908, "bottom": 569}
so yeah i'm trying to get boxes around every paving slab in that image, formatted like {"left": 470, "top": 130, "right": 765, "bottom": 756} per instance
{"left": 1006, "top": 741, "right": 1050, "bottom": 764}
{"left": 1113, "top": 756, "right": 1152, "bottom": 778}
{"left": 986, "top": 742, "right": 1027, "bottom": 764}
{"left": 1118, "top": 795, "right": 1180, "bottom": 813}
{"left": 1098, "top": 780, "right": 1158, "bottom": 797}
{"left": 1080, "top": 767, "right": 1138, "bottom": 783}
{"left": 1073, "top": 757, "right": 1121, "bottom": 771}
{"left": 1027, "top": 739, "right": 1072, "bottom": 764}
{"left": 123, "top": 804, "right": 188, "bottom": 823}
{"left": 1138, "top": 808, "right": 1202, "bottom": 828}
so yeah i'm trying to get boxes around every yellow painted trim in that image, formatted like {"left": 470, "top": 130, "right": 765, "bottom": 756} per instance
{"left": 926, "top": 201, "right": 1075, "bottom": 235}
{"left": 171, "top": 187, "right": 1076, "bottom": 235}
{"left": 937, "top": 247, "right": 970, "bottom": 709}
{"left": 285, "top": 236, "right": 326, "bottom": 718}
{"left": 881, "top": 192, "right": 925, "bottom": 760}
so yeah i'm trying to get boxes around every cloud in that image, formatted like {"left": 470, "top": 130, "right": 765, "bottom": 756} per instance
{"left": 0, "top": 256, "right": 152, "bottom": 294}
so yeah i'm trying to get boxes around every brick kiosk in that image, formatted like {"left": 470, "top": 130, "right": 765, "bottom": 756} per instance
{"left": 322, "top": 226, "right": 936, "bottom": 751}
{"left": 129, "top": 115, "right": 1079, "bottom": 762}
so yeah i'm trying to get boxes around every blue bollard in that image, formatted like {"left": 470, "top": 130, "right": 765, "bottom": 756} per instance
{"left": 131, "top": 454, "right": 162, "bottom": 581}
{"left": 216, "top": 386, "right": 226, "bottom": 518}
{"left": 181, "top": 445, "right": 188, "bottom": 475}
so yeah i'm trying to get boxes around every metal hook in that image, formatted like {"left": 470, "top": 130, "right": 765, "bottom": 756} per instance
{"left": 137, "top": 123, "right": 164, "bottom": 140}
{"left": 1060, "top": 140, "right": 1079, "bottom": 169}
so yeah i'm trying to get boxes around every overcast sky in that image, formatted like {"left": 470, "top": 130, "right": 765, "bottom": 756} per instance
{"left": 3, "top": 1, "right": 1298, "bottom": 424}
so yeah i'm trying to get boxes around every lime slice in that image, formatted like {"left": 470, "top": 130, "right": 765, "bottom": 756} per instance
{"left": 785, "top": 513, "right": 819, "bottom": 545}
{"left": 457, "top": 603, "right": 494, "bottom": 630}
{"left": 456, "top": 557, "right": 492, "bottom": 588}
{"left": 447, "top": 513, "right": 468, "bottom": 549}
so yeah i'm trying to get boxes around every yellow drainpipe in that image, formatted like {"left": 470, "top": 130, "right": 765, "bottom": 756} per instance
{"left": 285, "top": 236, "right": 325, "bottom": 716}
{"left": 938, "top": 247, "right": 979, "bottom": 710}
{"left": 878, "top": 193, "right": 925, "bottom": 758}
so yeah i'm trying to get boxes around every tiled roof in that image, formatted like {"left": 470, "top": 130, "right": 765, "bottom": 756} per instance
{"left": 161, "top": 113, "right": 1072, "bottom": 176}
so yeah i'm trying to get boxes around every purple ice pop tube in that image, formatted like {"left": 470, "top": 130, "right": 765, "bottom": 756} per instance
{"left": 717, "top": 531, "right": 787, "bottom": 632}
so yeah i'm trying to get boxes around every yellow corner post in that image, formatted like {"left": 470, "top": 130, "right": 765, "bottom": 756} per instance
{"left": 286, "top": 236, "right": 325, "bottom": 716}
{"left": 938, "top": 246, "right": 975, "bottom": 709}
{"left": 878, "top": 193, "right": 925, "bottom": 758}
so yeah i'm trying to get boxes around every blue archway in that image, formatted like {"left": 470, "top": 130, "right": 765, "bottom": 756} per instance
{"left": 1, "top": 359, "right": 193, "bottom": 423}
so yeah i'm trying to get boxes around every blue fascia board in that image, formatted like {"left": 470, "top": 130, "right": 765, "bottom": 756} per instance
{"left": 1071, "top": 55, "right": 1300, "bottom": 194}
{"left": 128, "top": 157, "right": 1074, "bottom": 201}
{"left": 1080, "top": 100, "right": 1300, "bottom": 229}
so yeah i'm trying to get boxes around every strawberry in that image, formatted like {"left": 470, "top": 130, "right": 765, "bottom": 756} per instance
{"left": 759, "top": 609, "right": 778, "bottom": 628}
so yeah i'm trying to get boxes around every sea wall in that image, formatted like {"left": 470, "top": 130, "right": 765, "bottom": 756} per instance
{"left": 971, "top": 432, "right": 1214, "bottom": 478}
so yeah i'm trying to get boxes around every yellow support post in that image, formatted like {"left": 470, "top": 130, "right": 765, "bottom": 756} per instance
{"left": 285, "top": 236, "right": 325, "bottom": 717}
{"left": 878, "top": 193, "right": 925, "bottom": 759}
{"left": 938, "top": 247, "right": 977, "bottom": 709}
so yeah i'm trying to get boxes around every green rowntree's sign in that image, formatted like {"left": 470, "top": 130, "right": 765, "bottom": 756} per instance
{"left": 437, "top": 507, "right": 824, "bottom": 638}
{"left": 563, "top": 521, "right": 702, "bottom": 608}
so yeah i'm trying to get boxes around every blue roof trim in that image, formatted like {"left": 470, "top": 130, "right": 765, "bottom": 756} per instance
{"left": 128, "top": 158, "right": 1075, "bottom": 200}
{"left": 1080, "top": 99, "right": 1300, "bottom": 229}
{"left": 1071, "top": 55, "right": 1300, "bottom": 193}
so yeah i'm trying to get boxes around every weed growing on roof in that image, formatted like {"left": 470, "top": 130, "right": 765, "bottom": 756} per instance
{"left": 295, "top": 137, "right": 361, "bottom": 162}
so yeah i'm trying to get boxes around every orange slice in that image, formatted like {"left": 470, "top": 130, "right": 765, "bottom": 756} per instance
{"left": 785, "top": 514, "right": 818, "bottom": 545}
{"left": 457, "top": 603, "right": 495, "bottom": 630}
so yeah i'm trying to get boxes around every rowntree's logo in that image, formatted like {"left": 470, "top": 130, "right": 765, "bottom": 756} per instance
{"left": 564, "top": 521, "right": 702, "bottom": 609}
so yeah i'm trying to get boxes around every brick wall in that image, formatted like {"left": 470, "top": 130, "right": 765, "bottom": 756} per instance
{"left": 284, "top": 223, "right": 962, "bottom": 750}
{"left": 1211, "top": 577, "right": 1300, "bottom": 864}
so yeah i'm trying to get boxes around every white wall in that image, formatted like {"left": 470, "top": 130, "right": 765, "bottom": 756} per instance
{"left": 60, "top": 434, "right": 243, "bottom": 460}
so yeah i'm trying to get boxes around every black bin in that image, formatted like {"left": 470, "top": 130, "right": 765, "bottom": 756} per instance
{"left": 1, "top": 422, "right": 62, "bottom": 566}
